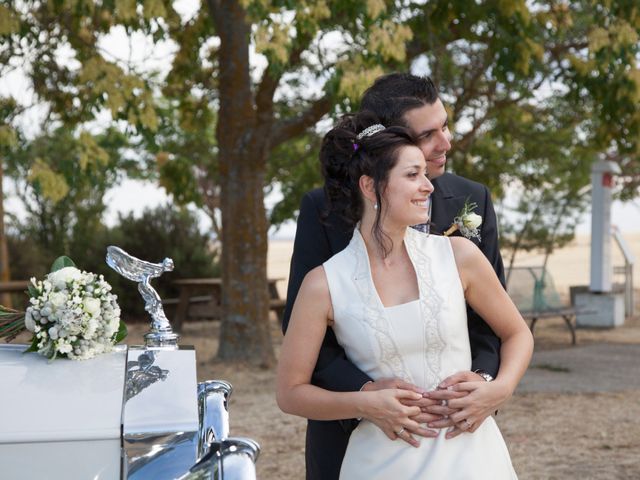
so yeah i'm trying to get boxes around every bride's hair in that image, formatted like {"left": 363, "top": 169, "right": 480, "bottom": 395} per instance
{"left": 320, "top": 110, "right": 416, "bottom": 255}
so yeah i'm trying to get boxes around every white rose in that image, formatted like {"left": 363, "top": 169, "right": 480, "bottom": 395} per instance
{"left": 24, "top": 309, "right": 36, "bottom": 332}
{"left": 83, "top": 297, "right": 102, "bottom": 317}
{"left": 463, "top": 213, "right": 482, "bottom": 229}
{"left": 56, "top": 340, "right": 73, "bottom": 354}
{"left": 47, "top": 267, "right": 82, "bottom": 289}
{"left": 49, "top": 291, "right": 67, "bottom": 308}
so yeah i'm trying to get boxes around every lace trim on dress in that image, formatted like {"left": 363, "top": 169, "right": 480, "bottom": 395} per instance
{"left": 405, "top": 228, "right": 446, "bottom": 391}
{"left": 349, "top": 229, "right": 415, "bottom": 384}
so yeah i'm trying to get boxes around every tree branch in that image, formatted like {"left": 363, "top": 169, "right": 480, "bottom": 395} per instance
{"left": 269, "top": 95, "right": 332, "bottom": 149}
{"left": 255, "top": 33, "right": 313, "bottom": 126}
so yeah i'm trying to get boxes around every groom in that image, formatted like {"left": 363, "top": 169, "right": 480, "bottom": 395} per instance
{"left": 283, "top": 73, "right": 506, "bottom": 480}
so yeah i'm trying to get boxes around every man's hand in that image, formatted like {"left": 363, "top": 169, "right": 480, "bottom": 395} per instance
{"left": 362, "top": 378, "right": 439, "bottom": 445}
{"left": 423, "top": 371, "right": 511, "bottom": 439}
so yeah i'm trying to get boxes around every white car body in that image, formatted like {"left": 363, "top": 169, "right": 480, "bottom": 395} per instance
{"left": 0, "top": 343, "right": 258, "bottom": 479}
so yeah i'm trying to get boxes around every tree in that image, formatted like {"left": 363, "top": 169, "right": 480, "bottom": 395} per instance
{"left": 1, "top": 0, "right": 415, "bottom": 366}
{"left": 4, "top": 126, "right": 133, "bottom": 259}
{"left": 2, "top": 0, "right": 638, "bottom": 366}
{"left": 266, "top": 1, "right": 640, "bottom": 236}
{"left": 0, "top": 98, "right": 18, "bottom": 306}
{"left": 136, "top": 101, "right": 223, "bottom": 237}
{"left": 401, "top": 1, "right": 640, "bottom": 264}
{"left": 195, "top": 0, "right": 417, "bottom": 366}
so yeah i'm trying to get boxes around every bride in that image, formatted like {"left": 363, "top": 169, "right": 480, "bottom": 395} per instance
{"left": 276, "top": 112, "right": 533, "bottom": 479}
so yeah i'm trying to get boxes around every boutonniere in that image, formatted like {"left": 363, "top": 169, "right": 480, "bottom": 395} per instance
{"left": 444, "top": 199, "right": 482, "bottom": 240}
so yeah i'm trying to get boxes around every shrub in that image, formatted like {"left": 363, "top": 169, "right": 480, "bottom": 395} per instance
{"left": 8, "top": 203, "right": 219, "bottom": 322}
{"left": 96, "top": 204, "right": 219, "bottom": 320}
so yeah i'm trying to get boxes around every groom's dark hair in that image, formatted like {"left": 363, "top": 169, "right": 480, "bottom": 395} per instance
{"left": 360, "top": 73, "right": 439, "bottom": 127}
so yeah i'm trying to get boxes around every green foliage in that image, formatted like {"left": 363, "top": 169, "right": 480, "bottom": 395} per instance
{"left": 50, "top": 256, "right": 76, "bottom": 272}
{"left": 267, "top": 131, "right": 323, "bottom": 226}
{"left": 399, "top": 0, "right": 640, "bottom": 258}
{"left": 139, "top": 101, "right": 220, "bottom": 234}
{"left": 0, "top": 97, "right": 19, "bottom": 151}
{"left": 113, "top": 320, "right": 128, "bottom": 344}
{"left": 5, "top": 126, "right": 134, "bottom": 256}
{"left": 7, "top": 204, "right": 218, "bottom": 321}
{"left": 6, "top": 231, "right": 49, "bottom": 284}
{"left": 0, "top": 1, "right": 172, "bottom": 130}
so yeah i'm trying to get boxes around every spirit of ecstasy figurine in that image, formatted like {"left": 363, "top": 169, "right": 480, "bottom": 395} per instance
{"left": 106, "top": 246, "right": 179, "bottom": 347}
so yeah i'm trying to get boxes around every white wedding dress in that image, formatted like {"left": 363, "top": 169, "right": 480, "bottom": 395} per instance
{"left": 323, "top": 228, "right": 517, "bottom": 479}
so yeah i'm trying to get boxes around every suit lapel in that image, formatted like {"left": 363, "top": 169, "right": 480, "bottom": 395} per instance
{"left": 430, "top": 175, "right": 480, "bottom": 245}
{"left": 430, "top": 175, "right": 458, "bottom": 235}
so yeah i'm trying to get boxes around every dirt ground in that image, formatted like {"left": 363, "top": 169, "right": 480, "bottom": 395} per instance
{"left": 122, "top": 305, "right": 640, "bottom": 480}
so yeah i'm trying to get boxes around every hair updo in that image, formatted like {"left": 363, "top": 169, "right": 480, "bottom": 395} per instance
{"left": 320, "top": 110, "right": 417, "bottom": 252}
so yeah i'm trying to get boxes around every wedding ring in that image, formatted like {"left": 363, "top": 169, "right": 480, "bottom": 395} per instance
{"left": 396, "top": 427, "right": 405, "bottom": 435}
{"left": 462, "top": 419, "right": 472, "bottom": 429}
{"left": 441, "top": 399, "right": 448, "bottom": 407}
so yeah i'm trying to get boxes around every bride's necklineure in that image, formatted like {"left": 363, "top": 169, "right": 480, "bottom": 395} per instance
{"left": 355, "top": 228, "right": 420, "bottom": 309}
{"left": 383, "top": 299, "right": 420, "bottom": 310}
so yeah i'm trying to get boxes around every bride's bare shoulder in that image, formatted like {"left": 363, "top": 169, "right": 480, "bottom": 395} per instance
{"left": 448, "top": 236, "right": 482, "bottom": 265}
{"left": 300, "top": 266, "right": 330, "bottom": 297}
{"left": 296, "top": 266, "right": 333, "bottom": 323}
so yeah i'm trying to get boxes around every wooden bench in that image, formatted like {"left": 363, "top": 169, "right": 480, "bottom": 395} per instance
{"left": 162, "top": 295, "right": 219, "bottom": 321}
{"left": 170, "top": 277, "right": 286, "bottom": 331}
{"left": 164, "top": 296, "right": 287, "bottom": 325}
{"left": 506, "top": 266, "right": 578, "bottom": 345}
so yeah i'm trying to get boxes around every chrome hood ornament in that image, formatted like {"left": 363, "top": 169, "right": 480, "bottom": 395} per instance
{"left": 106, "top": 245, "right": 179, "bottom": 347}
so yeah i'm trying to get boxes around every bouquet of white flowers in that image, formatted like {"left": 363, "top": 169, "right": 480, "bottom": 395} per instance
{"left": 0, "top": 256, "right": 127, "bottom": 360}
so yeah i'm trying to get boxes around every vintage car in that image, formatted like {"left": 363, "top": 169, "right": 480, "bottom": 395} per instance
{"left": 0, "top": 247, "right": 260, "bottom": 479}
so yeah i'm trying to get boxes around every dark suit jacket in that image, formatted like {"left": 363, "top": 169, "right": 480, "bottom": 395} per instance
{"left": 283, "top": 172, "right": 505, "bottom": 480}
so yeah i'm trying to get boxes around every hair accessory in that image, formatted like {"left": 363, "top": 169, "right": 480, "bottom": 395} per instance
{"left": 356, "top": 124, "right": 385, "bottom": 140}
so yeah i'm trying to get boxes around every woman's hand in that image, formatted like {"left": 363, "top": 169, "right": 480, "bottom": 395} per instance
{"left": 424, "top": 372, "right": 512, "bottom": 439}
{"left": 360, "top": 388, "right": 438, "bottom": 447}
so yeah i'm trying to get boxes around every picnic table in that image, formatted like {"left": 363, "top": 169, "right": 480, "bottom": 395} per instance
{"left": 506, "top": 266, "right": 578, "bottom": 345}
{"left": 171, "top": 277, "right": 285, "bottom": 332}
{"left": 0, "top": 281, "right": 30, "bottom": 309}
{"left": 0, "top": 281, "right": 30, "bottom": 294}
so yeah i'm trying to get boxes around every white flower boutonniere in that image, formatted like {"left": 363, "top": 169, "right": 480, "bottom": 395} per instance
{"left": 444, "top": 199, "right": 482, "bottom": 240}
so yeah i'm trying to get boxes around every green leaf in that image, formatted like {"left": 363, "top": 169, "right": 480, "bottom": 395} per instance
{"left": 113, "top": 320, "right": 128, "bottom": 344}
{"left": 50, "top": 256, "right": 76, "bottom": 272}
{"left": 24, "top": 335, "right": 39, "bottom": 353}
{"left": 27, "top": 284, "right": 38, "bottom": 297}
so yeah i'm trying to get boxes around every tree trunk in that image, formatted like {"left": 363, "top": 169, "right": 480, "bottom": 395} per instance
{"left": 0, "top": 158, "right": 11, "bottom": 307}
{"left": 217, "top": 152, "right": 273, "bottom": 367}
{"left": 210, "top": 0, "right": 274, "bottom": 367}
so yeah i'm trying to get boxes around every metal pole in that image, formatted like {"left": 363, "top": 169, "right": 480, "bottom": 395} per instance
{"left": 590, "top": 161, "right": 621, "bottom": 292}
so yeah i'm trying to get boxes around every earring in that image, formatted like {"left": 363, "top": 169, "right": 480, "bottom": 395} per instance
{"left": 373, "top": 203, "right": 378, "bottom": 210}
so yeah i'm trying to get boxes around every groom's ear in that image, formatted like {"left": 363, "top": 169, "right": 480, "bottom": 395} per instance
{"left": 359, "top": 175, "right": 376, "bottom": 202}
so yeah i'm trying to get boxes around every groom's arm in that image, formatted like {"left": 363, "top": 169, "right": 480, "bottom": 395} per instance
{"left": 468, "top": 184, "right": 504, "bottom": 378}
{"left": 283, "top": 191, "right": 372, "bottom": 392}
